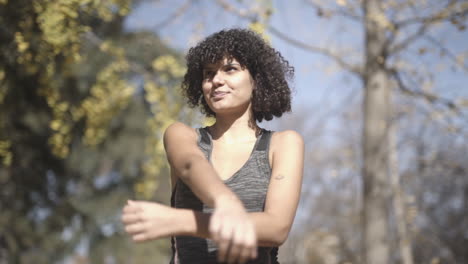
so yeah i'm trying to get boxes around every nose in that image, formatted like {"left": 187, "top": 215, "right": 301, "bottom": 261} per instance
{"left": 212, "top": 70, "right": 225, "bottom": 86}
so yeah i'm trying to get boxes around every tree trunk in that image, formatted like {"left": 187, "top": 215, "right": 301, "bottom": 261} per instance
{"left": 389, "top": 112, "right": 414, "bottom": 264}
{"left": 362, "top": 0, "right": 391, "bottom": 263}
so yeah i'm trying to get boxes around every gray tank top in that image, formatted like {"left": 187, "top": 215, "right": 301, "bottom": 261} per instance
{"left": 170, "top": 127, "right": 279, "bottom": 264}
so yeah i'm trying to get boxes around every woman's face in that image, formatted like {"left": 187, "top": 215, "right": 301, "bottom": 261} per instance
{"left": 201, "top": 58, "right": 255, "bottom": 116}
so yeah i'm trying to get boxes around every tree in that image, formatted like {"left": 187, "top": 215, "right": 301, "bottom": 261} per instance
{"left": 0, "top": 0, "right": 194, "bottom": 262}
{"left": 265, "top": 1, "right": 467, "bottom": 263}
{"left": 361, "top": 1, "right": 392, "bottom": 262}
{"left": 186, "top": 0, "right": 467, "bottom": 263}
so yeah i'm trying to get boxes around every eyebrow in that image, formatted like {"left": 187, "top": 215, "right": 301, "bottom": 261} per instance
{"left": 203, "top": 62, "right": 241, "bottom": 70}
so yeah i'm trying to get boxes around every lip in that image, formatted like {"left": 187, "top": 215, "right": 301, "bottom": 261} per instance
{"left": 211, "top": 91, "right": 229, "bottom": 99}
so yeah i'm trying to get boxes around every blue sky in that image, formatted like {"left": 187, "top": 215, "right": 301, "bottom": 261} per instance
{"left": 123, "top": 0, "right": 468, "bottom": 197}
{"left": 122, "top": 0, "right": 468, "bottom": 247}
{"left": 125, "top": 0, "right": 467, "bottom": 106}
{"left": 125, "top": 0, "right": 467, "bottom": 137}
{"left": 124, "top": 0, "right": 364, "bottom": 114}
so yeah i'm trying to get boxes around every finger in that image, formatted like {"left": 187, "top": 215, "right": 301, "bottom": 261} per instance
{"left": 209, "top": 215, "right": 221, "bottom": 242}
{"left": 238, "top": 231, "right": 255, "bottom": 264}
{"left": 125, "top": 222, "right": 145, "bottom": 235}
{"left": 227, "top": 229, "right": 245, "bottom": 264}
{"left": 217, "top": 225, "right": 233, "bottom": 263}
{"left": 132, "top": 232, "right": 147, "bottom": 242}
{"left": 245, "top": 225, "right": 257, "bottom": 260}
{"left": 122, "top": 204, "right": 141, "bottom": 214}
{"left": 249, "top": 237, "right": 258, "bottom": 260}
{"left": 238, "top": 245, "right": 251, "bottom": 264}
{"left": 250, "top": 235, "right": 258, "bottom": 260}
{"left": 121, "top": 213, "right": 140, "bottom": 225}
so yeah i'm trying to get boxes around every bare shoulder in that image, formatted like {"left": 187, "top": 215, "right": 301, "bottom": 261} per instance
{"left": 270, "top": 130, "right": 304, "bottom": 150}
{"left": 164, "top": 122, "right": 198, "bottom": 142}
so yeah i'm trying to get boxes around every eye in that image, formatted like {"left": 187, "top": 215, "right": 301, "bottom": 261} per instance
{"left": 203, "top": 70, "right": 215, "bottom": 79}
{"left": 224, "top": 66, "right": 237, "bottom": 73}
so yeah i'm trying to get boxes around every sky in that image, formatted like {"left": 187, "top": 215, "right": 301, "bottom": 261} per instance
{"left": 124, "top": 0, "right": 364, "bottom": 118}
{"left": 123, "top": 0, "right": 468, "bottom": 227}
{"left": 124, "top": 0, "right": 467, "bottom": 139}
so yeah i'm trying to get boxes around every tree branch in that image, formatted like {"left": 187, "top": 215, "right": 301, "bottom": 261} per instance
{"left": 214, "top": 0, "right": 257, "bottom": 20}
{"left": 213, "top": 0, "right": 362, "bottom": 76}
{"left": 424, "top": 35, "right": 468, "bottom": 73}
{"left": 268, "top": 26, "right": 362, "bottom": 76}
{"left": 388, "top": 23, "right": 430, "bottom": 55}
{"left": 84, "top": 31, "right": 153, "bottom": 78}
{"left": 389, "top": 2, "right": 468, "bottom": 55}
{"left": 390, "top": 68, "right": 462, "bottom": 115}
{"left": 394, "top": 2, "right": 468, "bottom": 28}
{"left": 305, "top": 0, "right": 362, "bottom": 22}
{"left": 152, "top": 0, "right": 192, "bottom": 31}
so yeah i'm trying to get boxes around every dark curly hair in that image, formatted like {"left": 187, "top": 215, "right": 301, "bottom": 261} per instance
{"left": 181, "top": 28, "right": 294, "bottom": 122}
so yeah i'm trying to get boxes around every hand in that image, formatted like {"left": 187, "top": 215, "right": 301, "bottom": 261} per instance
{"left": 121, "top": 200, "right": 179, "bottom": 242}
{"left": 210, "top": 195, "right": 258, "bottom": 264}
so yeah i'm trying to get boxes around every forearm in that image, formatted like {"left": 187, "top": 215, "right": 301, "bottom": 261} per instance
{"left": 176, "top": 209, "right": 288, "bottom": 247}
{"left": 249, "top": 212, "right": 289, "bottom": 246}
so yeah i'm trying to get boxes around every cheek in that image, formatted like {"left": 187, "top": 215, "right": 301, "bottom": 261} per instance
{"left": 201, "top": 83, "right": 210, "bottom": 95}
{"left": 243, "top": 80, "right": 255, "bottom": 96}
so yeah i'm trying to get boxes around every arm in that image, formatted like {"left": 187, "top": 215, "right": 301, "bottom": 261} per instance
{"left": 177, "top": 130, "right": 304, "bottom": 246}
{"left": 251, "top": 130, "right": 304, "bottom": 246}
{"left": 123, "top": 130, "right": 304, "bottom": 247}
{"left": 163, "top": 122, "right": 237, "bottom": 207}
{"left": 123, "top": 122, "right": 257, "bottom": 263}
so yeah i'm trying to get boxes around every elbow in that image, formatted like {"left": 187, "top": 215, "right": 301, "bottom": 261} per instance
{"left": 177, "top": 155, "right": 204, "bottom": 183}
{"left": 267, "top": 234, "right": 288, "bottom": 247}
{"left": 179, "top": 160, "right": 194, "bottom": 182}
{"left": 262, "top": 225, "right": 290, "bottom": 247}
{"left": 273, "top": 227, "right": 290, "bottom": 246}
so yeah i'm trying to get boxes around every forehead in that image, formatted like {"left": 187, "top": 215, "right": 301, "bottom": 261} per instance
{"left": 203, "top": 57, "right": 242, "bottom": 70}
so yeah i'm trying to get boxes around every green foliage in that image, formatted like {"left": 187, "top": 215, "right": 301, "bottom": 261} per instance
{"left": 0, "top": 0, "right": 195, "bottom": 262}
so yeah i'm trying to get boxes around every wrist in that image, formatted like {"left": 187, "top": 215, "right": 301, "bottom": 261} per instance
{"left": 175, "top": 209, "right": 211, "bottom": 238}
{"left": 175, "top": 209, "right": 197, "bottom": 236}
{"left": 214, "top": 193, "right": 242, "bottom": 208}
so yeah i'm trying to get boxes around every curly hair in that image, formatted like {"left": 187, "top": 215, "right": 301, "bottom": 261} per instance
{"left": 181, "top": 28, "right": 294, "bottom": 122}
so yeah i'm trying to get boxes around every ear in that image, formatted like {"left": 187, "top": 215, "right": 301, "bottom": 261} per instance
{"left": 251, "top": 77, "right": 256, "bottom": 90}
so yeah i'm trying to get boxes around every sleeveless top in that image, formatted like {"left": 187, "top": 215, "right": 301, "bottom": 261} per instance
{"left": 170, "top": 127, "right": 279, "bottom": 264}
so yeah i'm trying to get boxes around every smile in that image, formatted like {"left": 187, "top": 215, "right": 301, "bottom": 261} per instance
{"left": 212, "top": 91, "right": 229, "bottom": 99}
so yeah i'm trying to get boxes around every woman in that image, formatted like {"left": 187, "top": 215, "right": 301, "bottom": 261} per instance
{"left": 122, "top": 28, "right": 304, "bottom": 264}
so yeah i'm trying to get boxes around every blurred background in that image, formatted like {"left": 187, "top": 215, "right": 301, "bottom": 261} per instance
{"left": 1, "top": 0, "right": 467, "bottom": 263}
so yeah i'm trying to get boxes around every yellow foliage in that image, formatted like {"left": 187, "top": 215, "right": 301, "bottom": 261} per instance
{"left": 136, "top": 71, "right": 190, "bottom": 198}
{"left": 36, "top": 1, "right": 84, "bottom": 53}
{"left": 0, "top": 140, "right": 12, "bottom": 166}
{"left": 78, "top": 59, "right": 134, "bottom": 147}
{"left": 2, "top": 0, "right": 191, "bottom": 200}
{"left": 14, "top": 32, "right": 29, "bottom": 53}
{"left": 152, "top": 55, "right": 186, "bottom": 78}
{"left": 135, "top": 174, "right": 159, "bottom": 199}
{"left": 249, "top": 22, "right": 270, "bottom": 43}
{"left": 99, "top": 41, "right": 126, "bottom": 58}
{"left": 50, "top": 120, "right": 62, "bottom": 131}
{"left": 19, "top": 0, "right": 131, "bottom": 157}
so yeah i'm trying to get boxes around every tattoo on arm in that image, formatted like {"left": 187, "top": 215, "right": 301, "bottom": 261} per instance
{"left": 274, "top": 174, "right": 285, "bottom": 180}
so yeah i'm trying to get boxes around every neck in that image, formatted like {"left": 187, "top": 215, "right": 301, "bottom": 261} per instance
{"left": 209, "top": 110, "right": 260, "bottom": 143}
